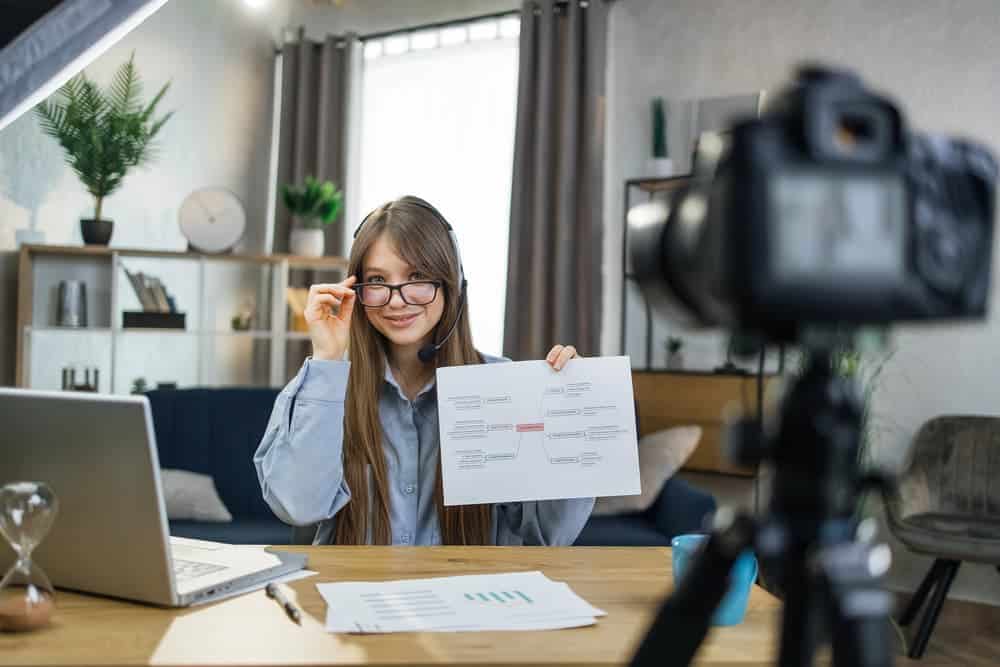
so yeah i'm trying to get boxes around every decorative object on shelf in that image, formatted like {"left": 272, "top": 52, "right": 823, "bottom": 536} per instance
{"left": 56, "top": 280, "right": 87, "bottom": 327}
{"left": 282, "top": 175, "right": 343, "bottom": 257}
{"left": 231, "top": 299, "right": 256, "bottom": 331}
{"left": 178, "top": 188, "right": 247, "bottom": 253}
{"left": 0, "top": 481, "right": 58, "bottom": 632}
{"left": 666, "top": 337, "right": 684, "bottom": 370}
{"left": 60, "top": 366, "right": 99, "bottom": 392}
{"left": 121, "top": 265, "right": 185, "bottom": 329}
{"left": 647, "top": 97, "right": 673, "bottom": 178}
{"left": 286, "top": 287, "right": 310, "bottom": 332}
{"left": 34, "top": 52, "right": 173, "bottom": 246}
{"left": 131, "top": 377, "right": 148, "bottom": 394}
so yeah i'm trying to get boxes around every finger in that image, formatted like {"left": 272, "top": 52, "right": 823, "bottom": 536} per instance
{"left": 334, "top": 289, "right": 356, "bottom": 321}
{"left": 546, "top": 345, "right": 564, "bottom": 366}
{"left": 305, "top": 293, "right": 341, "bottom": 319}
{"left": 310, "top": 283, "right": 356, "bottom": 298}
{"left": 554, "top": 346, "right": 576, "bottom": 371}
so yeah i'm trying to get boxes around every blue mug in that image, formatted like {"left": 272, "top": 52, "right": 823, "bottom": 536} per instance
{"left": 671, "top": 533, "right": 758, "bottom": 626}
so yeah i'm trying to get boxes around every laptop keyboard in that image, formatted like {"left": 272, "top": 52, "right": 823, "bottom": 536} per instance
{"left": 173, "top": 558, "right": 229, "bottom": 582}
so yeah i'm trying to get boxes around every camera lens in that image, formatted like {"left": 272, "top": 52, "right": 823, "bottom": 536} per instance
{"left": 834, "top": 112, "right": 876, "bottom": 152}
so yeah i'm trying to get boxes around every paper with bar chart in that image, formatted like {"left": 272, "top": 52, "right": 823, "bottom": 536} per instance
{"left": 317, "top": 571, "right": 605, "bottom": 633}
{"left": 436, "top": 356, "right": 641, "bottom": 506}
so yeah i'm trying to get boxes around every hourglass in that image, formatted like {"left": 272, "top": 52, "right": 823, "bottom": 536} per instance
{"left": 0, "top": 482, "right": 58, "bottom": 632}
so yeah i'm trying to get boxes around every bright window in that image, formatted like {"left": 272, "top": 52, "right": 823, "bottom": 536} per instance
{"left": 358, "top": 17, "right": 519, "bottom": 357}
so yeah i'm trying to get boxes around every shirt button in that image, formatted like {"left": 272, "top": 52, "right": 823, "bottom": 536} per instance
{"left": 404, "top": 484, "right": 416, "bottom": 494}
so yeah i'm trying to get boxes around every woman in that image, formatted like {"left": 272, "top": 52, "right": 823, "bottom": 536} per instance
{"left": 254, "top": 196, "right": 595, "bottom": 545}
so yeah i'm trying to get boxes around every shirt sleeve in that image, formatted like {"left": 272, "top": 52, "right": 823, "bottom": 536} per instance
{"left": 253, "top": 358, "right": 353, "bottom": 526}
{"left": 493, "top": 497, "right": 596, "bottom": 546}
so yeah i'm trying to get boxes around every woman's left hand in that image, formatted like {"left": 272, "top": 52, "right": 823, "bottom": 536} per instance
{"left": 545, "top": 344, "right": 579, "bottom": 371}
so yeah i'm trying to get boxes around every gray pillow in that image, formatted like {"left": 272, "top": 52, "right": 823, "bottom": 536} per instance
{"left": 591, "top": 426, "right": 702, "bottom": 516}
{"left": 160, "top": 468, "right": 233, "bottom": 522}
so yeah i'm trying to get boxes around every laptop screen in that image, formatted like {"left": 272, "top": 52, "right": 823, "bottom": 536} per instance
{"left": 0, "top": 0, "right": 168, "bottom": 132}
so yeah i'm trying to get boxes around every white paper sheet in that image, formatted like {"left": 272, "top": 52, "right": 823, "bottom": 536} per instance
{"left": 317, "top": 571, "right": 605, "bottom": 634}
{"left": 436, "top": 356, "right": 641, "bottom": 505}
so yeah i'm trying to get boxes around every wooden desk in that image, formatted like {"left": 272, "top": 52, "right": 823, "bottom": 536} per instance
{"left": 2, "top": 547, "right": 780, "bottom": 666}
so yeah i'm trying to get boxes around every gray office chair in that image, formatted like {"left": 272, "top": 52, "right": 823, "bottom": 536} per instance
{"left": 886, "top": 415, "right": 1000, "bottom": 659}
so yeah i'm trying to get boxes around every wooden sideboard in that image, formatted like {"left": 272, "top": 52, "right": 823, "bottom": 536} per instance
{"left": 632, "top": 371, "right": 781, "bottom": 477}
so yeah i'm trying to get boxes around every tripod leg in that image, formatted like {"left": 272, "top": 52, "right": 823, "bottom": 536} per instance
{"left": 899, "top": 559, "right": 946, "bottom": 627}
{"left": 909, "top": 560, "right": 960, "bottom": 659}
{"left": 824, "top": 541, "right": 895, "bottom": 667}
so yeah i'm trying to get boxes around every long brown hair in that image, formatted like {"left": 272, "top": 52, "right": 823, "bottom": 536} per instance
{"left": 335, "top": 196, "right": 493, "bottom": 545}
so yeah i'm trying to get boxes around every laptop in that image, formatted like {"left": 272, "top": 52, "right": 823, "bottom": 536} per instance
{"left": 0, "top": 387, "right": 306, "bottom": 607}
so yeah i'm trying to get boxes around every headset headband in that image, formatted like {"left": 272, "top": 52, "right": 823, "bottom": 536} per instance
{"left": 353, "top": 197, "right": 465, "bottom": 287}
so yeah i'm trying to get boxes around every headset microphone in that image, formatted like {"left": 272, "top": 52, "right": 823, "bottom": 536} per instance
{"left": 417, "top": 279, "right": 466, "bottom": 363}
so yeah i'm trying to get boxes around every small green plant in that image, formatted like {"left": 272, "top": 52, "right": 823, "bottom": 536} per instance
{"left": 281, "top": 176, "right": 343, "bottom": 229}
{"left": 666, "top": 336, "right": 683, "bottom": 355}
{"left": 34, "top": 52, "right": 172, "bottom": 222}
{"left": 652, "top": 97, "right": 668, "bottom": 158}
{"left": 795, "top": 335, "right": 895, "bottom": 515}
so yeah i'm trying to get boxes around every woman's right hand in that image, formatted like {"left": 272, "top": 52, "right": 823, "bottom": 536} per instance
{"left": 304, "top": 276, "right": 357, "bottom": 361}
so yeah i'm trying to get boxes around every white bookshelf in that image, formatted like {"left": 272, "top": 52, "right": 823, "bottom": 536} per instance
{"left": 16, "top": 245, "right": 346, "bottom": 393}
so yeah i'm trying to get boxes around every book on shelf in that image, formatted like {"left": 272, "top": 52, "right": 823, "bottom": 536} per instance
{"left": 122, "top": 266, "right": 173, "bottom": 313}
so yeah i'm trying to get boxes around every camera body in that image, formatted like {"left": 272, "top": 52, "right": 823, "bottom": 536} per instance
{"left": 629, "top": 66, "right": 997, "bottom": 342}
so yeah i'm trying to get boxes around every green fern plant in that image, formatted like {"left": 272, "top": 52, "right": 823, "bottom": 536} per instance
{"left": 34, "top": 52, "right": 172, "bottom": 222}
{"left": 281, "top": 176, "right": 343, "bottom": 229}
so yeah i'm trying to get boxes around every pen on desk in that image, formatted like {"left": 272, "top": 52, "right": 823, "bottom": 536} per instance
{"left": 265, "top": 582, "right": 302, "bottom": 625}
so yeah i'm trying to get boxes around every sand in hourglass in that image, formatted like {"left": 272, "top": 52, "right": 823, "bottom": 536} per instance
{"left": 0, "top": 589, "right": 54, "bottom": 631}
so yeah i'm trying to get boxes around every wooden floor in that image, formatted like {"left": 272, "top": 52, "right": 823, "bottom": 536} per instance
{"left": 894, "top": 594, "right": 1000, "bottom": 665}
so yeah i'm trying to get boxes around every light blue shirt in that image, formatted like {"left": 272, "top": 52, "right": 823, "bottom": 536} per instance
{"left": 254, "top": 354, "right": 595, "bottom": 545}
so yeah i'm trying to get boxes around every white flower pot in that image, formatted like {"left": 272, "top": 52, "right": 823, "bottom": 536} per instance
{"left": 290, "top": 228, "right": 325, "bottom": 257}
{"left": 647, "top": 157, "right": 674, "bottom": 179}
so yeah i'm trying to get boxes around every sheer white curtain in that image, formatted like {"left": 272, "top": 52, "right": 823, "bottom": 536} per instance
{"left": 356, "top": 18, "right": 519, "bottom": 357}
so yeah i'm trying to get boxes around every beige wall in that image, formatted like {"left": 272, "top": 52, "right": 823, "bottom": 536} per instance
{"left": 602, "top": 0, "right": 1000, "bottom": 604}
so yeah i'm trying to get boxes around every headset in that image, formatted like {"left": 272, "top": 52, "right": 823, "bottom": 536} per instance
{"left": 352, "top": 196, "right": 467, "bottom": 363}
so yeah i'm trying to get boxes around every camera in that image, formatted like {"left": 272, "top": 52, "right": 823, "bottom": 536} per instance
{"left": 628, "top": 66, "right": 998, "bottom": 667}
{"left": 628, "top": 66, "right": 997, "bottom": 343}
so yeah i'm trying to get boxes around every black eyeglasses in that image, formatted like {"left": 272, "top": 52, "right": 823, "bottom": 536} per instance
{"left": 353, "top": 280, "right": 442, "bottom": 308}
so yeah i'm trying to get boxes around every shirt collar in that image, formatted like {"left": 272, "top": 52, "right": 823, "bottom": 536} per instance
{"left": 382, "top": 357, "right": 436, "bottom": 402}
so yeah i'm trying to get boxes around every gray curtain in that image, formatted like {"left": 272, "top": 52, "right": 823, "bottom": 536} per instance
{"left": 274, "top": 30, "right": 356, "bottom": 256}
{"left": 503, "top": 0, "right": 608, "bottom": 360}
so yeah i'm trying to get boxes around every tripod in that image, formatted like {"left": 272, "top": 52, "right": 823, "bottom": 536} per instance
{"left": 631, "top": 348, "right": 895, "bottom": 667}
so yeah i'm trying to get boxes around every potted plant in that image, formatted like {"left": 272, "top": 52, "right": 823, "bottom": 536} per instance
{"left": 666, "top": 336, "right": 684, "bottom": 369}
{"left": 282, "top": 176, "right": 343, "bottom": 257}
{"left": 34, "top": 53, "right": 172, "bottom": 245}
{"left": 648, "top": 97, "right": 673, "bottom": 178}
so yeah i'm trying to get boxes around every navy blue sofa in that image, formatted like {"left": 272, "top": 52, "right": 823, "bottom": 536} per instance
{"left": 147, "top": 388, "right": 715, "bottom": 546}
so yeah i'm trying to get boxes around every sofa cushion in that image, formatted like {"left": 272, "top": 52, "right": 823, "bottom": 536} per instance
{"left": 592, "top": 426, "right": 701, "bottom": 516}
{"left": 647, "top": 476, "right": 716, "bottom": 540}
{"left": 146, "top": 388, "right": 281, "bottom": 521}
{"left": 169, "top": 518, "right": 290, "bottom": 545}
{"left": 160, "top": 468, "right": 232, "bottom": 522}
{"left": 575, "top": 515, "right": 670, "bottom": 546}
